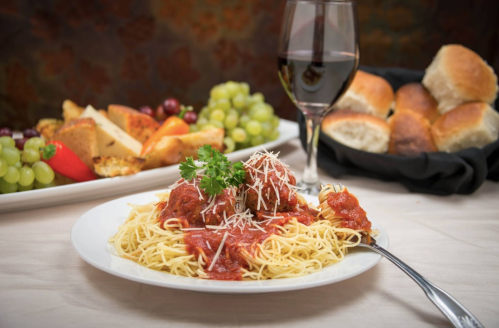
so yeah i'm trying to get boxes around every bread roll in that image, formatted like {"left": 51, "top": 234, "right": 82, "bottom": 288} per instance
{"left": 422, "top": 44, "right": 498, "bottom": 114}
{"left": 394, "top": 83, "right": 440, "bottom": 123}
{"left": 388, "top": 110, "right": 437, "bottom": 156}
{"left": 431, "top": 102, "right": 499, "bottom": 152}
{"left": 321, "top": 110, "right": 390, "bottom": 153}
{"left": 335, "top": 70, "right": 394, "bottom": 119}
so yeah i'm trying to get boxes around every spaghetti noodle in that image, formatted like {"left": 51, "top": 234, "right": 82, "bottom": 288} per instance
{"left": 110, "top": 151, "right": 371, "bottom": 281}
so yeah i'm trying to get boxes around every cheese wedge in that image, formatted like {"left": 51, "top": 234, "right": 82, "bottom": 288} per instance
{"left": 80, "top": 105, "right": 142, "bottom": 157}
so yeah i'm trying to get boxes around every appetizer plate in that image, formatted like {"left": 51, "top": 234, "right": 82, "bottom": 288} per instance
{"left": 0, "top": 119, "right": 298, "bottom": 213}
{"left": 71, "top": 191, "right": 388, "bottom": 294}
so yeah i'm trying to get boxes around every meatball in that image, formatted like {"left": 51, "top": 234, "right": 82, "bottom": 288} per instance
{"left": 244, "top": 154, "right": 297, "bottom": 215}
{"left": 160, "top": 178, "right": 236, "bottom": 227}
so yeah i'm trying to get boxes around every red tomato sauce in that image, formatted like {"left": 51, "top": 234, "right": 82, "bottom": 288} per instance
{"left": 326, "top": 189, "right": 371, "bottom": 231}
{"left": 161, "top": 195, "right": 318, "bottom": 280}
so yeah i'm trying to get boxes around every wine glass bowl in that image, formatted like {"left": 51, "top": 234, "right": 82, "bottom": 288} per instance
{"left": 278, "top": 0, "right": 359, "bottom": 194}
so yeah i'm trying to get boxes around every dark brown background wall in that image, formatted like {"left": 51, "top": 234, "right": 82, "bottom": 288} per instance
{"left": 1, "top": 0, "right": 498, "bottom": 128}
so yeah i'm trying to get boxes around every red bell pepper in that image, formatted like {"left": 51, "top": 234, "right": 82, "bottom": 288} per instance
{"left": 41, "top": 141, "right": 96, "bottom": 182}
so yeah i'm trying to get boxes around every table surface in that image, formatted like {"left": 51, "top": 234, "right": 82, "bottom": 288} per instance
{"left": 1, "top": 138, "right": 498, "bottom": 328}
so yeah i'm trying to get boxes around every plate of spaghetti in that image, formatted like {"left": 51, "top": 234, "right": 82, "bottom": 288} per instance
{"left": 71, "top": 147, "right": 388, "bottom": 293}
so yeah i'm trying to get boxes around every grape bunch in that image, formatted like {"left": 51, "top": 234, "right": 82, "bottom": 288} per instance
{"left": 0, "top": 134, "right": 55, "bottom": 194}
{"left": 192, "top": 81, "right": 280, "bottom": 153}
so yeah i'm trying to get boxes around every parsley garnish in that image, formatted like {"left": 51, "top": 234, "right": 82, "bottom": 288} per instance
{"left": 179, "top": 145, "right": 246, "bottom": 196}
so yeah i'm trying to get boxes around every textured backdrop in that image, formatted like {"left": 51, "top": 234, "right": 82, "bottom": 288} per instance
{"left": 0, "top": 0, "right": 498, "bottom": 128}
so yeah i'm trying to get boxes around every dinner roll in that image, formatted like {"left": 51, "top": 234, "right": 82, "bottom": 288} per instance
{"left": 422, "top": 44, "right": 498, "bottom": 114}
{"left": 322, "top": 110, "right": 390, "bottom": 153}
{"left": 394, "top": 83, "right": 440, "bottom": 123}
{"left": 388, "top": 110, "right": 437, "bottom": 156}
{"left": 335, "top": 70, "right": 394, "bottom": 119}
{"left": 431, "top": 102, "right": 499, "bottom": 152}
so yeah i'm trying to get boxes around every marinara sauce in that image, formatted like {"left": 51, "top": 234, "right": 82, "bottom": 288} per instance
{"left": 326, "top": 189, "right": 371, "bottom": 231}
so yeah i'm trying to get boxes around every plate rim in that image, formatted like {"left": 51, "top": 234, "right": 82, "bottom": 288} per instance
{"left": 70, "top": 189, "right": 389, "bottom": 294}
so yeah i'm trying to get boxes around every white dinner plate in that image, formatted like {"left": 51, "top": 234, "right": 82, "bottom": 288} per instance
{"left": 0, "top": 119, "right": 298, "bottom": 213}
{"left": 71, "top": 190, "right": 389, "bottom": 294}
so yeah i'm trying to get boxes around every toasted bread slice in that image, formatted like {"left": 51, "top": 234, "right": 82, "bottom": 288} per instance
{"left": 62, "top": 99, "right": 85, "bottom": 122}
{"left": 142, "top": 128, "right": 225, "bottom": 170}
{"left": 143, "top": 137, "right": 184, "bottom": 170}
{"left": 108, "top": 104, "right": 159, "bottom": 143}
{"left": 93, "top": 156, "right": 146, "bottom": 177}
{"left": 177, "top": 128, "right": 225, "bottom": 161}
{"left": 36, "top": 118, "right": 64, "bottom": 141}
{"left": 51, "top": 118, "right": 99, "bottom": 170}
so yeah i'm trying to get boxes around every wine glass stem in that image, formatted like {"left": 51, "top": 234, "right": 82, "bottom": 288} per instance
{"left": 302, "top": 111, "right": 323, "bottom": 187}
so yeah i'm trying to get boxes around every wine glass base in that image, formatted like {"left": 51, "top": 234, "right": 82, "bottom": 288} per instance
{"left": 297, "top": 180, "right": 322, "bottom": 196}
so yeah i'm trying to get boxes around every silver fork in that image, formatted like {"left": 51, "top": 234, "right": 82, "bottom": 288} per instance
{"left": 330, "top": 184, "right": 484, "bottom": 328}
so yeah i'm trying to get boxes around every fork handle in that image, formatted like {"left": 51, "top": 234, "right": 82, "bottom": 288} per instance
{"left": 366, "top": 242, "right": 484, "bottom": 328}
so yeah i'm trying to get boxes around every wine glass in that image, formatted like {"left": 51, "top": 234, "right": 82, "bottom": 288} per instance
{"left": 278, "top": 0, "right": 359, "bottom": 194}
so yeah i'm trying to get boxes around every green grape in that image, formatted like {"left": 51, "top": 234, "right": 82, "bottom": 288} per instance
{"left": 216, "top": 98, "right": 231, "bottom": 111}
{"left": 22, "top": 148, "right": 41, "bottom": 163}
{"left": 32, "top": 161, "right": 55, "bottom": 184}
{"left": 265, "top": 104, "right": 275, "bottom": 116}
{"left": 196, "top": 117, "right": 208, "bottom": 129}
{"left": 249, "top": 102, "right": 266, "bottom": 114}
{"left": 18, "top": 166, "right": 35, "bottom": 186}
{"left": 189, "top": 124, "right": 199, "bottom": 133}
{"left": 3, "top": 166, "right": 20, "bottom": 183}
{"left": 201, "top": 123, "right": 217, "bottom": 131}
{"left": 199, "top": 107, "right": 210, "bottom": 119}
{"left": 208, "top": 98, "right": 218, "bottom": 110}
{"left": 251, "top": 135, "right": 265, "bottom": 147}
{"left": 210, "top": 86, "right": 230, "bottom": 100}
{"left": 232, "top": 93, "right": 246, "bottom": 109}
{"left": 0, "top": 158, "right": 7, "bottom": 177}
{"left": 247, "top": 95, "right": 261, "bottom": 108}
{"left": 271, "top": 115, "right": 280, "bottom": 128}
{"left": 209, "top": 119, "right": 224, "bottom": 129}
{"left": 250, "top": 106, "right": 271, "bottom": 123}
{"left": 228, "top": 109, "right": 238, "bottom": 117}
{"left": 0, "top": 143, "right": 3, "bottom": 155}
{"left": 0, "top": 136, "right": 15, "bottom": 148}
{"left": 0, "top": 178, "right": 18, "bottom": 194}
{"left": 225, "top": 81, "right": 240, "bottom": 98}
{"left": 24, "top": 137, "right": 45, "bottom": 151}
{"left": 261, "top": 122, "right": 273, "bottom": 138}
{"left": 34, "top": 180, "right": 56, "bottom": 189}
{"left": 239, "top": 115, "right": 250, "bottom": 128}
{"left": 224, "top": 113, "right": 239, "bottom": 130}
{"left": 269, "top": 130, "right": 280, "bottom": 141}
{"left": 1, "top": 146, "right": 21, "bottom": 165}
{"left": 223, "top": 137, "right": 236, "bottom": 154}
{"left": 14, "top": 161, "right": 21, "bottom": 168}
{"left": 18, "top": 182, "right": 33, "bottom": 192}
{"left": 231, "top": 128, "right": 247, "bottom": 143}
{"left": 252, "top": 92, "right": 265, "bottom": 103}
{"left": 239, "top": 82, "right": 250, "bottom": 96}
{"left": 210, "top": 109, "right": 225, "bottom": 122}
{"left": 246, "top": 120, "right": 262, "bottom": 136}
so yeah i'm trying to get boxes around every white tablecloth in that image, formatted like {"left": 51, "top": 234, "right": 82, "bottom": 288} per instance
{"left": 1, "top": 138, "right": 498, "bottom": 328}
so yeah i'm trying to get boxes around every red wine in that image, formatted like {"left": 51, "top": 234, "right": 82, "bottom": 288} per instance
{"left": 278, "top": 50, "right": 358, "bottom": 111}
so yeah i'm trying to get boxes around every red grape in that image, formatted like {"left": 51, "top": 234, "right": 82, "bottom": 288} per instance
{"left": 23, "top": 128, "right": 40, "bottom": 138}
{"left": 0, "top": 127, "right": 13, "bottom": 137}
{"left": 156, "top": 104, "right": 168, "bottom": 121}
{"left": 162, "top": 98, "right": 181, "bottom": 116}
{"left": 183, "top": 111, "right": 198, "bottom": 124}
{"left": 139, "top": 106, "right": 155, "bottom": 118}
{"left": 15, "top": 137, "right": 29, "bottom": 150}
